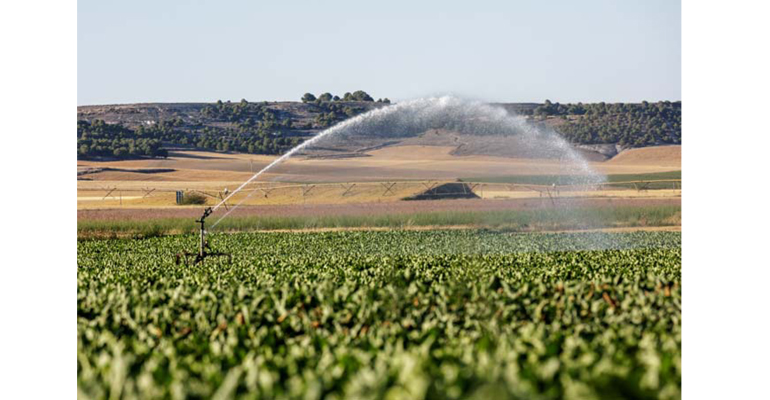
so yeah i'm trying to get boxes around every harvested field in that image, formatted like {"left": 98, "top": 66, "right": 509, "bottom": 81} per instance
{"left": 78, "top": 145, "right": 681, "bottom": 184}
{"left": 603, "top": 145, "right": 681, "bottom": 171}
{"left": 77, "top": 146, "right": 681, "bottom": 209}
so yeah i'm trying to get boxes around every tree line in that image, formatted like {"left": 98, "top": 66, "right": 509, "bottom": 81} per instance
{"left": 77, "top": 97, "right": 376, "bottom": 159}
{"left": 77, "top": 120, "right": 167, "bottom": 159}
{"left": 78, "top": 97, "right": 680, "bottom": 160}
{"left": 301, "top": 90, "right": 390, "bottom": 104}
{"left": 529, "top": 100, "right": 681, "bottom": 147}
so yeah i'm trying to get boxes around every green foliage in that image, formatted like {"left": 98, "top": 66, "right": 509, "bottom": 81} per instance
{"left": 463, "top": 171, "right": 682, "bottom": 185}
{"left": 340, "top": 90, "right": 375, "bottom": 102}
{"left": 194, "top": 101, "right": 301, "bottom": 155}
{"left": 313, "top": 101, "right": 367, "bottom": 128}
{"left": 351, "top": 90, "right": 374, "bottom": 101}
{"left": 531, "top": 101, "right": 681, "bottom": 147}
{"left": 78, "top": 230, "right": 681, "bottom": 399}
{"left": 77, "top": 205, "right": 681, "bottom": 238}
{"left": 77, "top": 98, "right": 680, "bottom": 160}
{"left": 77, "top": 120, "right": 167, "bottom": 160}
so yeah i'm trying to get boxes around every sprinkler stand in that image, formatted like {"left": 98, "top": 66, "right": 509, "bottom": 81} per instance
{"left": 175, "top": 207, "right": 231, "bottom": 265}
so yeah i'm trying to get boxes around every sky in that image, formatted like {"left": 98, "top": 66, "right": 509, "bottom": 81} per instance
{"left": 78, "top": 0, "right": 680, "bottom": 105}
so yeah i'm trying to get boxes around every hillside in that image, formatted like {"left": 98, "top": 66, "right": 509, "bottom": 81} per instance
{"left": 77, "top": 99, "right": 681, "bottom": 160}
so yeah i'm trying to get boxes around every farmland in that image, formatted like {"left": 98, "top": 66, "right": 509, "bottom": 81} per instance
{"left": 77, "top": 203, "right": 681, "bottom": 239}
{"left": 78, "top": 230, "right": 681, "bottom": 399}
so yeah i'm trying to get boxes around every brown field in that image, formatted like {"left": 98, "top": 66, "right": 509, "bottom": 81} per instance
{"left": 77, "top": 144, "right": 681, "bottom": 212}
{"left": 78, "top": 145, "right": 682, "bottom": 182}
{"left": 602, "top": 145, "right": 681, "bottom": 172}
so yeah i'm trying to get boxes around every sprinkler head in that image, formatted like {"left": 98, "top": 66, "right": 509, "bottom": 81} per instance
{"left": 197, "top": 207, "right": 213, "bottom": 223}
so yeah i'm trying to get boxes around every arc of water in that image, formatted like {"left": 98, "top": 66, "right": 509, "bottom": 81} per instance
{"left": 209, "top": 96, "right": 604, "bottom": 230}
{"left": 211, "top": 104, "right": 391, "bottom": 213}
{"left": 209, "top": 100, "right": 420, "bottom": 227}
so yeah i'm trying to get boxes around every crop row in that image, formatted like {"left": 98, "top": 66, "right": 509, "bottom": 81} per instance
{"left": 77, "top": 230, "right": 681, "bottom": 399}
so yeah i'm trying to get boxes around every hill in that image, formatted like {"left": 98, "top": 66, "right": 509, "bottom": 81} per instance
{"left": 77, "top": 98, "right": 681, "bottom": 160}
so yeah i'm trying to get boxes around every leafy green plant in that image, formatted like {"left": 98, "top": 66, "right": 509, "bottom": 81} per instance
{"left": 77, "top": 230, "right": 681, "bottom": 399}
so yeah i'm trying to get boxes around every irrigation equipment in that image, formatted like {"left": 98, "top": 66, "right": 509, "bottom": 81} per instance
{"left": 175, "top": 207, "right": 231, "bottom": 265}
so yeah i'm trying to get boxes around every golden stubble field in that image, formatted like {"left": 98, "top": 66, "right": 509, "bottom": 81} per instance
{"left": 77, "top": 145, "right": 681, "bottom": 209}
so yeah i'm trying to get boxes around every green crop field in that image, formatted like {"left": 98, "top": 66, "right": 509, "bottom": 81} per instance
{"left": 77, "top": 230, "right": 681, "bottom": 399}
{"left": 461, "top": 171, "right": 681, "bottom": 187}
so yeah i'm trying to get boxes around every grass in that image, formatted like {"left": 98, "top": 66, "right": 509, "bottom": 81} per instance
{"left": 461, "top": 170, "right": 681, "bottom": 186}
{"left": 77, "top": 205, "right": 681, "bottom": 238}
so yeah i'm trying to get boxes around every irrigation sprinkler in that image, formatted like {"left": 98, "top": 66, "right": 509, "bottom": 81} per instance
{"left": 175, "top": 207, "right": 231, "bottom": 265}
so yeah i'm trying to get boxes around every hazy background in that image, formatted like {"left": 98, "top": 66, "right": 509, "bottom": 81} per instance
{"left": 78, "top": 0, "right": 681, "bottom": 105}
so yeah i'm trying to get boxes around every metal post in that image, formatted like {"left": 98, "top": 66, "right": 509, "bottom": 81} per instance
{"left": 176, "top": 207, "right": 229, "bottom": 265}
{"left": 196, "top": 207, "right": 213, "bottom": 260}
{"left": 199, "top": 219, "right": 205, "bottom": 258}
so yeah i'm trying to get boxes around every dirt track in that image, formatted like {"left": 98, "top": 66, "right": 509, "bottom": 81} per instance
{"left": 78, "top": 197, "right": 680, "bottom": 221}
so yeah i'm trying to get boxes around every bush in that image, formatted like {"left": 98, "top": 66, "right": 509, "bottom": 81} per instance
{"left": 301, "top": 93, "right": 316, "bottom": 103}
{"left": 178, "top": 192, "right": 207, "bottom": 205}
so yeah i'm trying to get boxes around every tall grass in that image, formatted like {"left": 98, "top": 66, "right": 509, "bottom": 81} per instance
{"left": 77, "top": 205, "right": 680, "bottom": 239}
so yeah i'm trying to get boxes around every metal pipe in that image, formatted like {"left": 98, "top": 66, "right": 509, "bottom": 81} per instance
{"left": 195, "top": 207, "right": 213, "bottom": 258}
{"left": 199, "top": 221, "right": 205, "bottom": 257}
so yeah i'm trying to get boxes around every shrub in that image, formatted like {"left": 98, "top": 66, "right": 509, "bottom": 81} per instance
{"left": 179, "top": 191, "right": 207, "bottom": 205}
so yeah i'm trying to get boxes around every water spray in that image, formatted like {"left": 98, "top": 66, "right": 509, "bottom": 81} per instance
{"left": 198, "top": 96, "right": 606, "bottom": 247}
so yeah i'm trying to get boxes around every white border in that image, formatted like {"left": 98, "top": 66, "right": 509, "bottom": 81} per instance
{"left": 4, "top": 0, "right": 770, "bottom": 398}
{"left": 0, "top": 0, "right": 75, "bottom": 398}
{"left": 683, "top": 0, "right": 770, "bottom": 398}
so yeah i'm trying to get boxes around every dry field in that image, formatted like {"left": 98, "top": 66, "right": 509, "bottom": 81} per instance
{"left": 602, "top": 145, "right": 681, "bottom": 173}
{"left": 77, "top": 145, "right": 681, "bottom": 211}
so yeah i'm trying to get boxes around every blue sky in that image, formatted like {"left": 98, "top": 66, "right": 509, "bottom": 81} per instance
{"left": 78, "top": 0, "right": 680, "bottom": 105}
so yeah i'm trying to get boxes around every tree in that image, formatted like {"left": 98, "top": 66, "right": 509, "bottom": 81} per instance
{"left": 342, "top": 92, "right": 353, "bottom": 101}
{"left": 332, "top": 95, "right": 341, "bottom": 101}
{"left": 351, "top": 90, "right": 374, "bottom": 101}
{"left": 113, "top": 147, "right": 128, "bottom": 158}
{"left": 301, "top": 93, "right": 317, "bottom": 103}
{"left": 318, "top": 92, "right": 333, "bottom": 102}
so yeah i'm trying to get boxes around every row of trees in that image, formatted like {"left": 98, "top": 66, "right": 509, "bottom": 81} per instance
{"left": 301, "top": 91, "right": 391, "bottom": 104}
{"left": 79, "top": 118, "right": 306, "bottom": 159}
{"left": 531, "top": 100, "right": 681, "bottom": 146}
{"left": 184, "top": 130, "right": 303, "bottom": 155}
{"left": 78, "top": 99, "right": 680, "bottom": 160}
{"left": 77, "top": 120, "right": 167, "bottom": 159}
{"left": 201, "top": 100, "right": 281, "bottom": 125}
{"left": 312, "top": 102, "right": 368, "bottom": 128}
